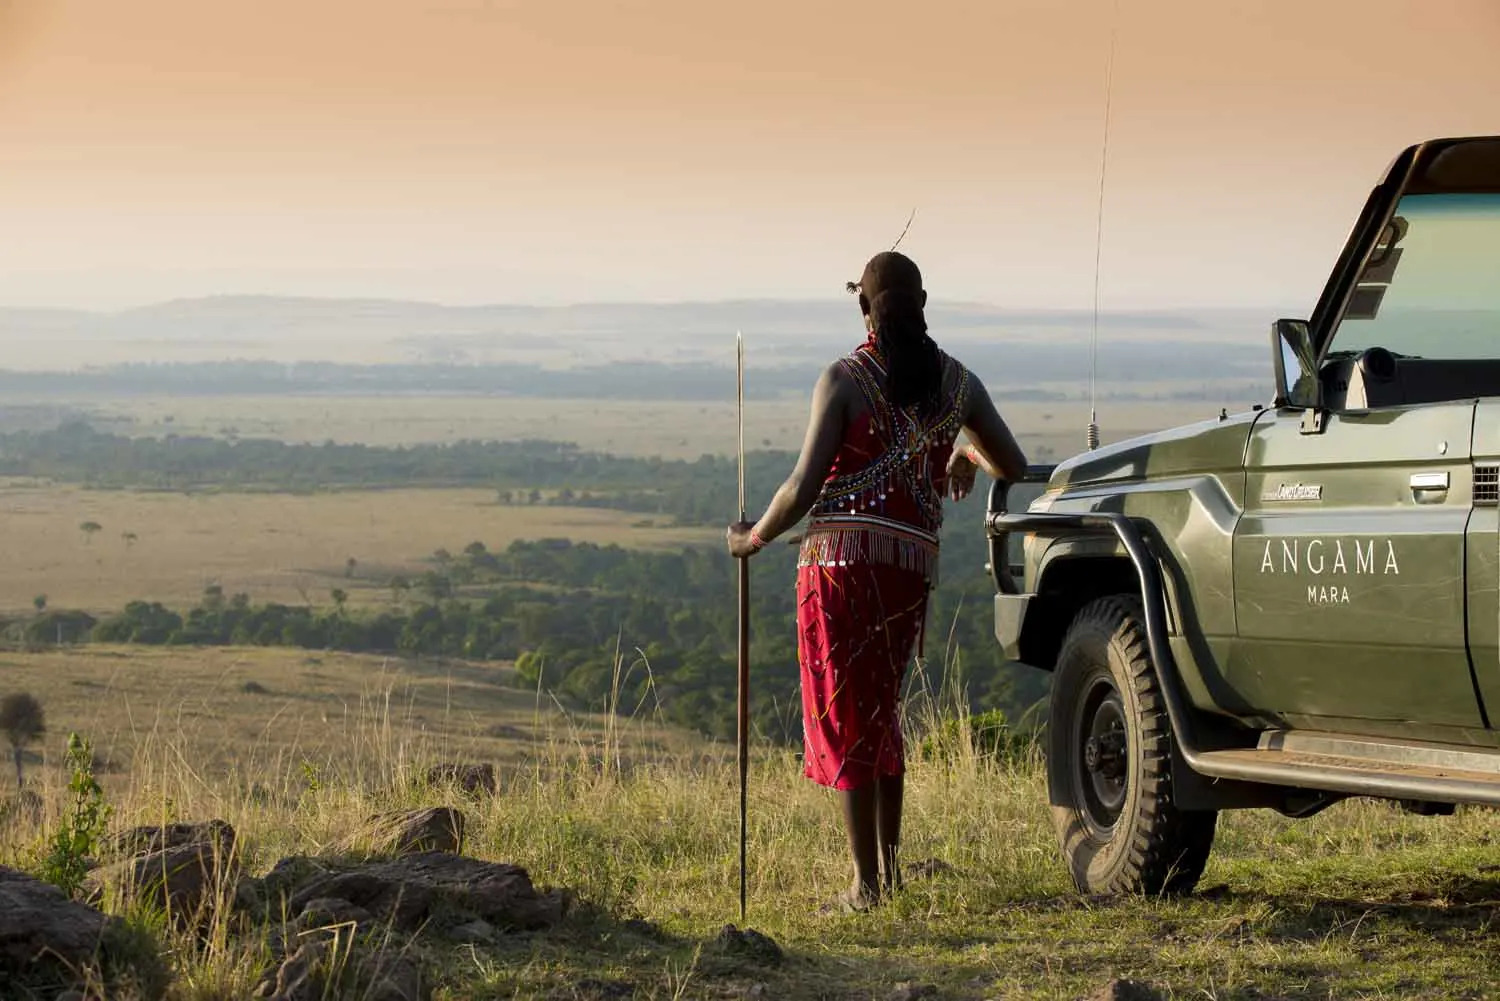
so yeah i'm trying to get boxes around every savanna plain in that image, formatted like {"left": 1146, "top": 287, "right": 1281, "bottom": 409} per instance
{"left": 3, "top": 395, "right": 1500, "bottom": 1000}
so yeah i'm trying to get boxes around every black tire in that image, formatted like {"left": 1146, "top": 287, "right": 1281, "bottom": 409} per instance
{"left": 1047, "top": 594, "right": 1217, "bottom": 896}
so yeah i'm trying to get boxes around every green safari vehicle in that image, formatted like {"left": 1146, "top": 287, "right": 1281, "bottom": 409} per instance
{"left": 988, "top": 135, "right": 1500, "bottom": 896}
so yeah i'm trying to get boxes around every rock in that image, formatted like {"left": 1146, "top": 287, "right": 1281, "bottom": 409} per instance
{"left": 235, "top": 874, "right": 268, "bottom": 914}
{"left": 1087, "top": 980, "right": 1165, "bottom": 1001}
{"left": 425, "top": 762, "right": 497, "bottom": 796}
{"left": 263, "top": 855, "right": 334, "bottom": 895}
{"left": 888, "top": 986, "right": 938, "bottom": 1001}
{"left": 714, "top": 924, "right": 783, "bottom": 966}
{"left": 254, "top": 940, "right": 327, "bottom": 1001}
{"left": 105, "top": 819, "right": 236, "bottom": 859}
{"left": 282, "top": 851, "right": 564, "bottom": 933}
{"left": 261, "top": 894, "right": 375, "bottom": 969}
{"left": 0, "top": 866, "right": 114, "bottom": 971}
{"left": 254, "top": 940, "right": 425, "bottom": 1001}
{"left": 335, "top": 807, "right": 465, "bottom": 857}
{"left": 296, "top": 896, "right": 376, "bottom": 932}
{"left": 361, "top": 951, "right": 424, "bottom": 1001}
{"left": 85, "top": 840, "right": 240, "bottom": 922}
{"left": 446, "top": 918, "right": 496, "bottom": 943}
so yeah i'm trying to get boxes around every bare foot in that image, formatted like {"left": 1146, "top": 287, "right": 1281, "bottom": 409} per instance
{"left": 818, "top": 884, "right": 880, "bottom": 915}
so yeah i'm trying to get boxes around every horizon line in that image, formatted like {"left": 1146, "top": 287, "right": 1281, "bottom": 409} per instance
{"left": 0, "top": 291, "right": 1307, "bottom": 316}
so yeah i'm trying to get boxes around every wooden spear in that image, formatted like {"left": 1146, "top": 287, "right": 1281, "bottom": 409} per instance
{"left": 736, "top": 331, "right": 750, "bottom": 922}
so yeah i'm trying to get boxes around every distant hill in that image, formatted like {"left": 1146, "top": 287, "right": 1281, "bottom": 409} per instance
{"left": 0, "top": 295, "right": 1287, "bottom": 372}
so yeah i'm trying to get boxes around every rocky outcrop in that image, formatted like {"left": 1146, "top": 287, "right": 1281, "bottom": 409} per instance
{"left": 85, "top": 820, "right": 241, "bottom": 923}
{"left": 279, "top": 851, "right": 564, "bottom": 933}
{"left": 2, "top": 801, "right": 576, "bottom": 1001}
{"left": 247, "top": 850, "right": 563, "bottom": 1001}
{"left": 105, "top": 819, "right": 236, "bottom": 859}
{"left": 0, "top": 866, "right": 112, "bottom": 970}
{"left": 0, "top": 865, "right": 168, "bottom": 995}
{"left": 333, "top": 807, "right": 465, "bottom": 857}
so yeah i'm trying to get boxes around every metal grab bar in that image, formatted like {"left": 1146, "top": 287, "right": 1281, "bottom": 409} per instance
{"left": 984, "top": 504, "right": 1204, "bottom": 760}
{"left": 985, "top": 464, "right": 1057, "bottom": 595}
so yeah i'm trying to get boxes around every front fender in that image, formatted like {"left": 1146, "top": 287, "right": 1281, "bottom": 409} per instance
{"left": 991, "top": 470, "right": 1244, "bottom": 719}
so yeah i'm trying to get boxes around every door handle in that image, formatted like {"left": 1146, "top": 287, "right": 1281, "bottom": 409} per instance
{"left": 1410, "top": 471, "right": 1449, "bottom": 502}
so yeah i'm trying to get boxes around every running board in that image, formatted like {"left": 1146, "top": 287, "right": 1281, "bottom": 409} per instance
{"left": 1193, "top": 730, "right": 1500, "bottom": 806}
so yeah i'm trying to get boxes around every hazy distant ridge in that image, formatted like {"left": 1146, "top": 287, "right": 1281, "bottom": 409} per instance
{"left": 0, "top": 295, "right": 1284, "bottom": 373}
{"left": 0, "top": 344, "right": 1265, "bottom": 402}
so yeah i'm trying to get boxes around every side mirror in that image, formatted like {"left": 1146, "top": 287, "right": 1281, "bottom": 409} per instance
{"left": 1271, "top": 318, "right": 1321, "bottom": 411}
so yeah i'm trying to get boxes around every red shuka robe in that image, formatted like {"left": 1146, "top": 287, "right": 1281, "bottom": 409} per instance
{"left": 795, "top": 337, "right": 971, "bottom": 789}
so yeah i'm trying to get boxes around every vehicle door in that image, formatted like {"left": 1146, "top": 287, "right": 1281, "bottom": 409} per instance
{"left": 1229, "top": 168, "right": 1500, "bottom": 730}
{"left": 1232, "top": 401, "right": 1477, "bottom": 728}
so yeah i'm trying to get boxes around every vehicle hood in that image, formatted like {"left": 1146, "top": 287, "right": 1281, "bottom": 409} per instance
{"left": 1046, "top": 410, "right": 1262, "bottom": 493}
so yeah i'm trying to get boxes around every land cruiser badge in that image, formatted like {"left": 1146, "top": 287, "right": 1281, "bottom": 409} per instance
{"left": 1262, "top": 482, "right": 1323, "bottom": 502}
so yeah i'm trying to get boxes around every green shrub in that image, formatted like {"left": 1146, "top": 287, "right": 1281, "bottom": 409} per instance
{"left": 918, "top": 708, "right": 1035, "bottom": 767}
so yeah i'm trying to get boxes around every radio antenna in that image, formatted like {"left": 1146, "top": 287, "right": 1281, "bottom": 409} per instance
{"left": 1088, "top": 0, "right": 1120, "bottom": 451}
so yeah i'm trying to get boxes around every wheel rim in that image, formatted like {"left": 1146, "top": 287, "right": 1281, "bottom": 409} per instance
{"left": 1073, "top": 674, "right": 1128, "bottom": 836}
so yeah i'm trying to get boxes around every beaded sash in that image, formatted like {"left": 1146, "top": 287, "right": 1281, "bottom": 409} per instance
{"left": 798, "top": 342, "right": 969, "bottom": 580}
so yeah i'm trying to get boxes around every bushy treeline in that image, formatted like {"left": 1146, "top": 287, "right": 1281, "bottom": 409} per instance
{"left": 0, "top": 422, "right": 791, "bottom": 525}
{"left": 1, "top": 422, "right": 1050, "bottom": 734}
{"left": 8, "top": 531, "right": 1048, "bottom": 741}
{"left": 0, "top": 359, "right": 820, "bottom": 401}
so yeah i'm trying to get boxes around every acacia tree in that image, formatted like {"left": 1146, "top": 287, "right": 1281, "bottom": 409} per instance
{"left": 79, "top": 521, "right": 102, "bottom": 545}
{"left": 0, "top": 693, "right": 46, "bottom": 790}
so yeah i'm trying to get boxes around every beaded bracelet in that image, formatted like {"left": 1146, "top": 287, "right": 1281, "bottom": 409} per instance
{"left": 749, "top": 530, "right": 767, "bottom": 553}
{"left": 963, "top": 443, "right": 983, "bottom": 466}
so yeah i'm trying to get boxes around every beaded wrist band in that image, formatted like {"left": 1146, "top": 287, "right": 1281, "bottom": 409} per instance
{"left": 749, "top": 530, "right": 767, "bottom": 553}
{"left": 963, "top": 444, "right": 983, "bottom": 466}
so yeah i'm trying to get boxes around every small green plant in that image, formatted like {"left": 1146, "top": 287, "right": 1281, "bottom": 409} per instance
{"left": 918, "top": 708, "right": 1035, "bottom": 767}
{"left": 40, "top": 732, "right": 112, "bottom": 896}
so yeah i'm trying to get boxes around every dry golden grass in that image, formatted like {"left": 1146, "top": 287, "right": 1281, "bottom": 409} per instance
{"left": 0, "top": 484, "right": 714, "bottom": 616}
{"left": 0, "top": 645, "right": 702, "bottom": 794}
{"left": 4, "top": 658, "right": 1500, "bottom": 1000}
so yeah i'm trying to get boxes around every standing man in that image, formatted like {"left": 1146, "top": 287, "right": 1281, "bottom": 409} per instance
{"left": 727, "top": 251, "right": 1026, "bottom": 911}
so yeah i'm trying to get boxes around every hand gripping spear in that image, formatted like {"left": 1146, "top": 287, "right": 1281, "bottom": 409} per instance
{"left": 735, "top": 331, "right": 750, "bottom": 921}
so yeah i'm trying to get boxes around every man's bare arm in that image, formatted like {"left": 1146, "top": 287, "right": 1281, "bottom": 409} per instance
{"left": 961, "top": 372, "right": 1028, "bottom": 482}
{"left": 750, "top": 362, "right": 850, "bottom": 542}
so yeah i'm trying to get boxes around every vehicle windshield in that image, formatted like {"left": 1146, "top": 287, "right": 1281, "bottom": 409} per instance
{"left": 1326, "top": 191, "right": 1500, "bottom": 360}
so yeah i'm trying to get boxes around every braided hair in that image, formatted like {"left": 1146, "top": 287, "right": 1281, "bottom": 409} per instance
{"left": 849, "top": 251, "right": 943, "bottom": 415}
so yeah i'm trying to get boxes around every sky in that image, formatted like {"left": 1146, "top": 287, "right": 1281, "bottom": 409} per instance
{"left": 0, "top": 0, "right": 1496, "bottom": 312}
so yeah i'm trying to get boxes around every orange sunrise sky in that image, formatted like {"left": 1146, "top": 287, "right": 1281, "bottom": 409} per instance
{"left": 0, "top": 0, "right": 1496, "bottom": 311}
